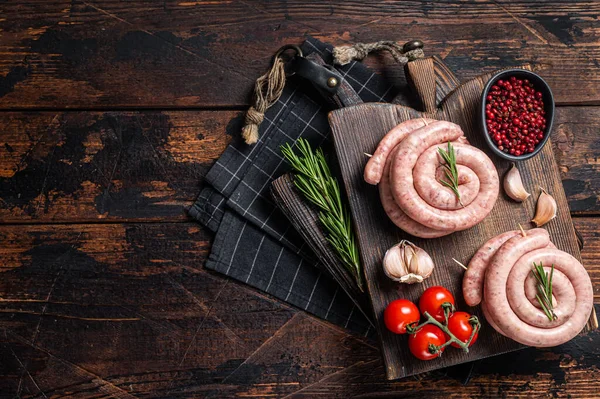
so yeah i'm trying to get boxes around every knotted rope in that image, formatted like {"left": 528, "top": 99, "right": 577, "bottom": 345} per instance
{"left": 241, "top": 56, "right": 286, "bottom": 145}
{"left": 332, "top": 41, "right": 424, "bottom": 66}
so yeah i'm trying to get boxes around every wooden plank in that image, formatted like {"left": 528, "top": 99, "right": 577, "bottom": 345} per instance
{"left": 0, "top": 222, "right": 298, "bottom": 396}
{"left": 0, "top": 218, "right": 597, "bottom": 307}
{"left": 285, "top": 326, "right": 600, "bottom": 398}
{"left": 329, "top": 62, "right": 594, "bottom": 379}
{"left": 0, "top": 108, "right": 599, "bottom": 223}
{"left": 1, "top": 1, "right": 600, "bottom": 108}
{"left": 0, "top": 110, "right": 237, "bottom": 223}
{"left": 553, "top": 107, "right": 600, "bottom": 213}
{"left": 0, "top": 219, "right": 600, "bottom": 397}
{"left": 271, "top": 174, "right": 373, "bottom": 321}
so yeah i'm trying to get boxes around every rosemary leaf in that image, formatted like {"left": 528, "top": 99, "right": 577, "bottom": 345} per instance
{"left": 281, "top": 139, "right": 363, "bottom": 291}
{"left": 438, "top": 142, "right": 462, "bottom": 206}
{"left": 531, "top": 261, "right": 557, "bottom": 321}
{"left": 535, "top": 293, "right": 554, "bottom": 321}
{"left": 548, "top": 264, "right": 554, "bottom": 302}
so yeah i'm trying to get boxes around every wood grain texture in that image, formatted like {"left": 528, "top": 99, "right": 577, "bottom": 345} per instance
{"left": 0, "top": 108, "right": 599, "bottom": 224}
{"left": 0, "top": 222, "right": 299, "bottom": 397}
{"left": 405, "top": 58, "right": 438, "bottom": 113}
{"left": 1, "top": 219, "right": 600, "bottom": 397}
{"left": 329, "top": 61, "right": 596, "bottom": 379}
{"left": 552, "top": 107, "right": 600, "bottom": 214}
{"left": 0, "top": 111, "right": 237, "bottom": 223}
{"left": 0, "top": 222, "right": 374, "bottom": 398}
{"left": 2, "top": 1, "right": 600, "bottom": 395}
{"left": 1, "top": 1, "right": 600, "bottom": 108}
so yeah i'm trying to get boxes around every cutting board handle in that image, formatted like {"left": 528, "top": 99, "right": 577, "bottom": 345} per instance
{"left": 404, "top": 58, "right": 437, "bottom": 113}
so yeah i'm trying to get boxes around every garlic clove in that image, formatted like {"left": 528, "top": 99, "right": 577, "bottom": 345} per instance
{"left": 504, "top": 163, "right": 530, "bottom": 202}
{"left": 531, "top": 187, "right": 557, "bottom": 227}
{"left": 383, "top": 240, "right": 434, "bottom": 284}
{"left": 383, "top": 244, "right": 409, "bottom": 281}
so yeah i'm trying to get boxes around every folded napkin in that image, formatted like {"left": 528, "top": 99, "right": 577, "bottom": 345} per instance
{"left": 189, "top": 37, "right": 397, "bottom": 336}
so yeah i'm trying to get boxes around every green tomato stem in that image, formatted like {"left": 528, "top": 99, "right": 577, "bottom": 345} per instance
{"left": 442, "top": 301, "right": 454, "bottom": 325}
{"left": 408, "top": 310, "right": 481, "bottom": 354}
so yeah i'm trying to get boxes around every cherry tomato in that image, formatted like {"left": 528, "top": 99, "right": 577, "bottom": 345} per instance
{"left": 418, "top": 286, "right": 455, "bottom": 323}
{"left": 383, "top": 299, "right": 420, "bottom": 334}
{"left": 447, "top": 311, "right": 479, "bottom": 348}
{"left": 408, "top": 324, "right": 447, "bottom": 360}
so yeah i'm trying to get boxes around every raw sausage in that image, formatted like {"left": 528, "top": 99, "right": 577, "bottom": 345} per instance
{"left": 483, "top": 229, "right": 593, "bottom": 346}
{"left": 463, "top": 230, "right": 557, "bottom": 307}
{"left": 462, "top": 230, "right": 520, "bottom": 307}
{"left": 413, "top": 146, "right": 480, "bottom": 210}
{"left": 391, "top": 125, "right": 499, "bottom": 231}
{"left": 364, "top": 118, "right": 435, "bottom": 185}
{"left": 368, "top": 119, "right": 499, "bottom": 238}
{"left": 513, "top": 265, "right": 575, "bottom": 328}
{"left": 378, "top": 147, "right": 452, "bottom": 238}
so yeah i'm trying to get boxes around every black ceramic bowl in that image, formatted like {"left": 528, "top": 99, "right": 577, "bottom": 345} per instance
{"left": 480, "top": 69, "right": 555, "bottom": 161}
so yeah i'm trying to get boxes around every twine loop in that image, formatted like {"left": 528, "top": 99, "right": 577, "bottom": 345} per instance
{"left": 241, "top": 56, "right": 287, "bottom": 145}
{"left": 332, "top": 41, "right": 424, "bottom": 66}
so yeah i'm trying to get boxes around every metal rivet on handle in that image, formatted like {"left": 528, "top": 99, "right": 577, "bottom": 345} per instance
{"left": 403, "top": 40, "right": 424, "bottom": 52}
{"left": 327, "top": 77, "right": 339, "bottom": 88}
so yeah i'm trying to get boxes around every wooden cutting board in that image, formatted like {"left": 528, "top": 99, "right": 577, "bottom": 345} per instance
{"left": 329, "top": 56, "right": 598, "bottom": 380}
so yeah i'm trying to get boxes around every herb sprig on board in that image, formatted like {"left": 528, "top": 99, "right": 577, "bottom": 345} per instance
{"left": 438, "top": 142, "right": 463, "bottom": 206}
{"left": 281, "top": 139, "right": 363, "bottom": 291}
{"left": 532, "top": 261, "right": 557, "bottom": 321}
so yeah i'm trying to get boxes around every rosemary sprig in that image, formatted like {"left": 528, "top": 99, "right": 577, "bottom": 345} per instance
{"left": 532, "top": 261, "right": 557, "bottom": 321}
{"left": 438, "top": 142, "right": 463, "bottom": 206}
{"left": 281, "top": 139, "right": 363, "bottom": 291}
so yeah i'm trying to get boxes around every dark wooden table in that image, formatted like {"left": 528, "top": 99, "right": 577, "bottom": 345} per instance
{"left": 1, "top": 2, "right": 600, "bottom": 398}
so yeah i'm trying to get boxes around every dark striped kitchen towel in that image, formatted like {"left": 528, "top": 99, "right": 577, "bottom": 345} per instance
{"left": 189, "top": 37, "right": 398, "bottom": 336}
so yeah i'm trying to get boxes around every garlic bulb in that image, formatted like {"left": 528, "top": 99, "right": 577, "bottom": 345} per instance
{"left": 504, "top": 163, "right": 530, "bottom": 202}
{"left": 531, "top": 187, "right": 557, "bottom": 227}
{"left": 383, "top": 240, "right": 434, "bottom": 284}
